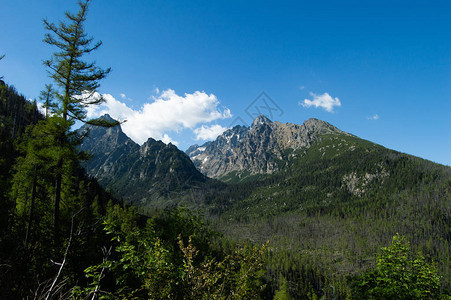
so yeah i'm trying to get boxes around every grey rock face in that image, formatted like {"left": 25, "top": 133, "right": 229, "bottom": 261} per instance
{"left": 78, "top": 114, "right": 140, "bottom": 185}
{"left": 78, "top": 115, "right": 206, "bottom": 205}
{"left": 186, "top": 116, "right": 348, "bottom": 178}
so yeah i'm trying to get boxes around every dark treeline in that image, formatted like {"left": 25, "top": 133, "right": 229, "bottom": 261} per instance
{"left": 0, "top": 81, "right": 113, "bottom": 297}
{"left": 0, "top": 82, "right": 43, "bottom": 140}
{"left": 0, "top": 82, "right": 43, "bottom": 242}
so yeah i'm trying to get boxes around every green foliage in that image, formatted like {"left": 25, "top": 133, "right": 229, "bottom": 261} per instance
{"left": 273, "top": 276, "right": 291, "bottom": 300}
{"left": 43, "top": 0, "right": 113, "bottom": 125}
{"left": 72, "top": 205, "right": 267, "bottom": 299}
{"left": 209, "top": 134, "right": 451, "bottom": 298}
{"left": 0, "top": 82, "right": 117, "bottom": 298}
{"left": 353, "top": 234, "right": 441, "bottom": 299}
{"left": 39, "top": 83, "right": 56, "bottom": 118}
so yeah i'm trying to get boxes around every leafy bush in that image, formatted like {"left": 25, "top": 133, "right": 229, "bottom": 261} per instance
{"left": 353, "top": 234, "right": 441, "bottom": 299}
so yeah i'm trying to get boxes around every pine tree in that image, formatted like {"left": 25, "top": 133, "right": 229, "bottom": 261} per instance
{"left": 39, "top": 84, "right": 56, "bottom": 118}
{"left": 42, "top": 0, "right": 118, "bottom": 239}
{"left": 274, "top": 276, "right": 291, "bottom": 300}
{"left": 43, "top": 0, "right": 111, "bottom": 124}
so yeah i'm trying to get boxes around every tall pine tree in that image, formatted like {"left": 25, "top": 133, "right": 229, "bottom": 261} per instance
{"left": 42, "top": 0, "right": 117, "bottom": 239}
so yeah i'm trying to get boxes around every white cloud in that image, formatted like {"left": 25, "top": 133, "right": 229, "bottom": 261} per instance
{"left": 299, "top": 86, "right": 305, "bottom": 90}
{"left": 194, "top": 124, "right": 228, "bottom": 141}
{"left": 35, "top": 100, "right": 47, "bottom": 116}
{"left": 119, "top": 93, "right": 133, "bottom": 101}
{"left": 85, "top": 89, "right": 232, "bottom": 145}
{"left": 367, "top": 114, "right": 379, "bottom": 120}
{"left": 161, "top": 134, "right": 178, "bottom": 146}
{"left": 85, "top": 93, "right": 134, "bottom": 120}
{"left": 35, "top": 99, "right": 56, "bottom": 117}
{"left": 300, "top": 92, "right": 341, "bottom": 112}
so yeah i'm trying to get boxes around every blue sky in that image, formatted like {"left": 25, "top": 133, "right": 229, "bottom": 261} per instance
{"left": 1, "top": 0, "right": 450, "bottom": 166}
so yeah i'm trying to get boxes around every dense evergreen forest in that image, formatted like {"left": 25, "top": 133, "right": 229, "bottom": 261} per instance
{"left": 206, "top": 136, "right": 451, "bottom": 298}
{"left": 1, "top": 1, "right": 450, "bottom": 299}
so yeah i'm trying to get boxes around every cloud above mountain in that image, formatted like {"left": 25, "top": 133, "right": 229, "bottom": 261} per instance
{"left": 300, "top": 92, "right": 341, "bottom": 112}
{"left": 85, "top": 89, "right": 232, "bottom": 145}
{"left": 193, "top": 124, "right": 228, "bottom": 141}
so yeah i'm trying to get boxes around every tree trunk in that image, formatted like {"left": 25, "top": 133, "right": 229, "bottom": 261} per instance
{"left": 25, "top": 165, "right": 38, "bottom": 247}
{"left": 54, "top": 158, "right": 62, "bottom": 243}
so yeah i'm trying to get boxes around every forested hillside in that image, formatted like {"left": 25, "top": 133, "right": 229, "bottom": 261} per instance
{"left": 206, "top": 133, "right": 451, "bottom": 297}
{"left": 0, "top": 81, "right": 113, "bottom": 297}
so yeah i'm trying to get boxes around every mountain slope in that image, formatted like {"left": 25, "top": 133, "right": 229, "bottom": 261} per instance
{"left": 205, "top": 128, "right": 451, "bottom": 294}
{"left": 78, "top": 114, "right": 140, "bottom": 185}
{"left": 184, "top": 115, "right": 451, "bottom": 293}
{"left": 78, "top": 115, "right": 208, "bottom": 208}
{"left": 186, "top": 116, "right": 350, "bottom": 180}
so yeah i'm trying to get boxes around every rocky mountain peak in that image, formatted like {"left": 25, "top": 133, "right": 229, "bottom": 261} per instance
{"left": 98, "top": 113, "right": 116, "bottom": 122}
{"left": 78, "top": 114, "right": 134, "bottom": 153}
{"left": 187, "top": 116, "right": 350, "bottom": 179}
{"left": 301, "top": 118, "right": 347, "bottom": 135}
{"left": 303, "top": 118, "right": 329, "bottom": 129}
{"left": 78, "top": 118, "right": 207, "bottom": 207}
{"left": 139, "top": 137, "right": 158, "bottom": 155}
{"left": 251, "top": 115, "right": 273, "bottom": 127}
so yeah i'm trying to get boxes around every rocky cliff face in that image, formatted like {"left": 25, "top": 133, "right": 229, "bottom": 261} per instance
{"left": 186, "top": 115, "right": 349, "bottom": 179}
{"left": 78, "top": 114, "right": 140, "bottom": 185}
{"left": 78, "top": 115, "right": 207, "bottom": 206}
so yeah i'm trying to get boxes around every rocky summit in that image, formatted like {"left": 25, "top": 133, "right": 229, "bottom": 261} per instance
{"left": 78, "top": 114, "right": 139, "bottom": 185}
{"left": 78, "top": 115, "right": 206, "bottom": 207}
{"left": 186, "top": 115, "right": 350, "bottom": 179}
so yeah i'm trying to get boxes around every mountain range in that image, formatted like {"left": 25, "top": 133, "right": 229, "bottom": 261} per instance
{"left": 186, "top": 115, "right": 351, "bottom": 180}
{"left": 78, "top": 114, "right": 451, "bottom": 210}
{"left": 78, "top": 113, "right": 451, "bottom": 290}
{"left": 79, "top": 114, "right": 362, "bottom": 206}
{"left": 78, "top": 114, "right": 207, "bottom": 208}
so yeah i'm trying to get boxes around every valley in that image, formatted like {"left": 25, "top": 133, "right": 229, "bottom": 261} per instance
{"left": 78, "top": 113, "right": 451, "bottom": 298}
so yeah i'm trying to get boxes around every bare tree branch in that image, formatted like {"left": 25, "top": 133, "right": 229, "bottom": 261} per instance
{"left": 44, "top": 209, "right": 83, "bottom": 300}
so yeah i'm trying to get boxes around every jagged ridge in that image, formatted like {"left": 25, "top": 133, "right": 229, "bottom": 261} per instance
{"left": 186, "top": 115, "right": 349, "bottom": 179}
{"left": 78, "top": 115, "right": 207, "bottom": 207}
